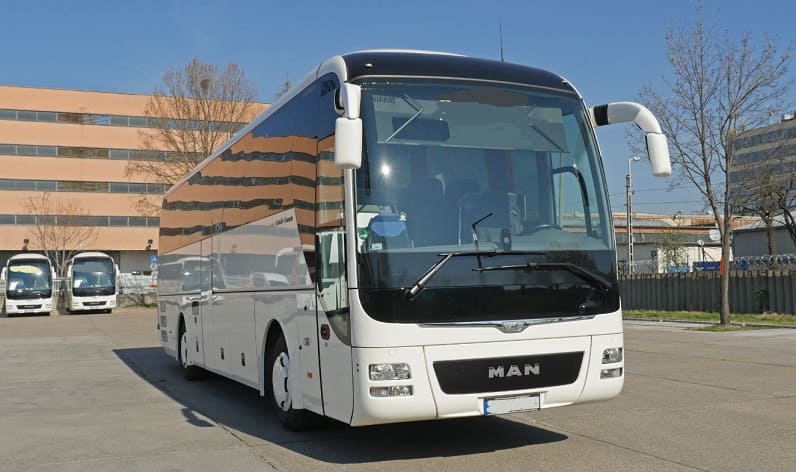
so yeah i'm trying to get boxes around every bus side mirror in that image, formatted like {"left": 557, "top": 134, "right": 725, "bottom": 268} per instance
{"left": 590, "top": 101, "right": 672, "bottom": 177}
{"left": 335, "top": 117, "right": 362, "bottom": 169}
{"left": 334, "top": 83, "right": 363, "bottom": 169}
{"left": 645, "top": 133, "right": 670, "bottom": 177}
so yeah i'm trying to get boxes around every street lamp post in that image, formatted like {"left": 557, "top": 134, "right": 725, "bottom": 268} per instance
{"left": 626, "top": 156, "right": 641, "bottom": 274}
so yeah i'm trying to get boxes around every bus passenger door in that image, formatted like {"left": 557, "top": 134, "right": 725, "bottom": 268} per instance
{"left": 190, "top": 239, "right": 211, "bottom": 369}
{"left": 313, "top": 75, "right": 353, "bottom": 423}
{"left": 316, "top": 229, "right": 353, "bottom": 422}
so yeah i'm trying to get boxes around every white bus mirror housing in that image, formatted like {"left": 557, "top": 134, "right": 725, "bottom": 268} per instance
{"left": 335, "top": 117, "right": 363, "bottom": 169}
{"left": 645, "top": 133, "right": 671, "bottom": 177}
{"left": 334, "top": 83, "right": 363, "bottom": 169}
{"left": 590, "top": 101, "right": 672, "bottom": 177}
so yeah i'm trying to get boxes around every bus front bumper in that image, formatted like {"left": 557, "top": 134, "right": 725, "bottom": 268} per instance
{"left": 349, "top": 334, "right": 623, "bottom": 426}
{"left": 5, "top": 300, "right": 52, "bottom": 314}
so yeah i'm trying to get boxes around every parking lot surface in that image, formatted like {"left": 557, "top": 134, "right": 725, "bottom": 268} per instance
{"left": 0, "top": 309, "right": 794, "bottom": 471}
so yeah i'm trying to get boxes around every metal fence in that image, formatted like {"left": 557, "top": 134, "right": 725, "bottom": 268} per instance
{"left": 620, "top": 270, "right": 796, "bottom": 314}
{"left": 622, "top": 254, "right": 796, "bottom": 275}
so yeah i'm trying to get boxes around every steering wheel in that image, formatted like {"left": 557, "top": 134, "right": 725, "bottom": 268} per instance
{"left": 520, "top": 223, "right": 562, "bottom": 235}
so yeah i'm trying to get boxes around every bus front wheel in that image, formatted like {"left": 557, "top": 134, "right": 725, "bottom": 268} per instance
{"left": 178, "top": 320, "right": 203, "bottom": 380}
{"left": 266, "top": 333, "right": 318, "bottom": 431}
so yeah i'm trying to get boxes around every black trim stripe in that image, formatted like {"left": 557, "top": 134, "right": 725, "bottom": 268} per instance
{"left": 342, "top": 52, "right": 575, "bottom": 93}
{"left": 592, "top": 104, "right": 609, "bottom": 126}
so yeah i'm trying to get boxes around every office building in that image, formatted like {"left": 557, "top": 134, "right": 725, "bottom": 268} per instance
{"left": 0, "top": 85, "right": 265, "bottom": 272}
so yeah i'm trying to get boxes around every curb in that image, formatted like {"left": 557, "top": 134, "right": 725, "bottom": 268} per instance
{"left": 624, "top": 317, "right": 796, "bottom": 329}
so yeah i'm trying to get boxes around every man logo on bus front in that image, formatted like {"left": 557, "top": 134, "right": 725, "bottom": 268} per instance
{"left": 489, "top": 363, "right": 541, "bottom": 378}
{"left": 499, "top": 321, "right": 527, "bottom": 333}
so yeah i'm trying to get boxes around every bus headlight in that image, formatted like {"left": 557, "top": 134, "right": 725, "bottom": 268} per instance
{"left": 369, "top": 363, "right": 411, "bottom": 381}
{"left": 370, "top": 386, "right": 413, "bottom": 397}
{"left": 602, "top": 347, "right": 623, "bottom": 364}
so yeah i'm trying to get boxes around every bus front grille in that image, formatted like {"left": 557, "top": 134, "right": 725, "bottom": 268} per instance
{"left": 433, "top": 352, "right": 583, "bottom": 394}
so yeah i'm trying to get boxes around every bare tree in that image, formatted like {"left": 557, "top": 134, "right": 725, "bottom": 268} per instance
{"left": 126, "top": 58, "right": 258, "bottom": 214}
{"left": 639, "top": 8, "right": 793, "bottom": 324}
{"left": 21, "top": 193, "right": 99, "bottom": 278}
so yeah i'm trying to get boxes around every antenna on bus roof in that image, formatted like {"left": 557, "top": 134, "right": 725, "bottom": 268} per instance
{"left": 499, "top": 23, "right": 505, "bottom": 62}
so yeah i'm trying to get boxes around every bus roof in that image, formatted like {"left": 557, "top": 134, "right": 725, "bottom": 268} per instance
{"left": 69, "top": 251, "right": 113, "bottom": 261}
{"left": 339, "top": 50, "right": 573, "bottom": 93}
{"left": 7, "top": 253, "right": 50, "bottom": 263}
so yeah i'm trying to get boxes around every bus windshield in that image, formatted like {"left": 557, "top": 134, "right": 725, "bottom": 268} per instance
{"left": 6, "top": 260, "right": 52, "bottom": 299}
{"left": 72, "top": 258, "right": 115, "bottom": 296}
{"left": 354, "top": 78, "right": 618, "bottom": 323}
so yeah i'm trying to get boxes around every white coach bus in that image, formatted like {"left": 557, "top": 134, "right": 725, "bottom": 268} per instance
{"left": 63, "top": 252, "right": 119, "bottom": 314}
{"left": 2, "top": 253, "right": 55, "bottom": 316}
{"left": 157, "top": 50, "right": 670, "bottom": 430}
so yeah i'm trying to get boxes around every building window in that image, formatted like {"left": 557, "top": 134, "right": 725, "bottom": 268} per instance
{"left": 0, "top": 179, "right": 164, "bottom": 195}
{"left": 0, "top": 143, "right": 174, "bottom": 162}
{"left": 0, "top": 213, "right": 161, "bottom": 227}
{"left": 0, "top": 107, "right": 247, "bottom": 132}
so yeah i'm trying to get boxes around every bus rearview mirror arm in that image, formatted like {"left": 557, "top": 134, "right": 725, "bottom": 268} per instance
{"left": 590, "top": 102, "right": 672, "bottom": 177}
{"left": 334, "top": 83, "right": 363, "bottom": 169}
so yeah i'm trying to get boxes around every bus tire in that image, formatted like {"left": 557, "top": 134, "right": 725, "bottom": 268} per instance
{"left": 266, "top": 333, "right": 319, "bottom": 431}
{"left": 178, "top": 319, "right": 204, "bottom": 380}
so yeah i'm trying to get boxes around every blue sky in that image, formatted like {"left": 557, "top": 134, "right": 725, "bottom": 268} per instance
{"left": 2, "top": 0, "right": 794, "bottom": 215}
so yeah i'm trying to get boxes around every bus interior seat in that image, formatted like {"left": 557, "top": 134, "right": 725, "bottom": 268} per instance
{"left": 364, "top": 213, "right": 410, "bottom": 251}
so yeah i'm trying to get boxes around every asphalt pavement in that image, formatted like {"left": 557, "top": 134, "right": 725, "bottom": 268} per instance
{"left": 0, "top": 308, "right": 794, "bottom": 471}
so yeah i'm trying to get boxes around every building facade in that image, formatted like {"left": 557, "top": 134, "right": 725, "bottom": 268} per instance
{"left": 731, "top": 114, "right": 796, "bottom": 207}
{"left": 613, "top": 212, "right": 760, "bottom": 273}
{"left": 0, "top": 85, "right": 265, "bottom": 273}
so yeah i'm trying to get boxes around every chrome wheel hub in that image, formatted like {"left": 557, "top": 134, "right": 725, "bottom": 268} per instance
{"left": 271, "top": 352, "right": 292, "bottom": 412}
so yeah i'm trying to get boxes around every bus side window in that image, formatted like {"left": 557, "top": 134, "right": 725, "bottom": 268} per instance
{"left": 317, "top": 231, "right": 345, "bottom": 290}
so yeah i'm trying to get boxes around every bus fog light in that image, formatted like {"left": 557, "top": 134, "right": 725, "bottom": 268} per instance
{"left": 369, "top": 363, "right": 411, "bottom": 381}
{"left": 602, "top": 347, "right": 623, "bottom": 364}
{"left": 370, "top": 385, "right": 413, "bottom": 397}
{"left": 601, "top": 367, "right": 623, "bottom": 379}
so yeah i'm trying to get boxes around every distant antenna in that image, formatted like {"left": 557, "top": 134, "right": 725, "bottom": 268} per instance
{"left": 499, "top": 23, "right": 505, "bottom": 62}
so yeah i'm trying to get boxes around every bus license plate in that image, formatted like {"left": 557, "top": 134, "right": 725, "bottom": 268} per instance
{"left": 483, "top": 394, "right": 540, "bottom": 415}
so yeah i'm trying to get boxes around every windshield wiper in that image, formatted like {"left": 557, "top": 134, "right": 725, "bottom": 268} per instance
{"left": 405, "top": 250, "right": 545, "bottom": 300}
{"left": 474, "top": 261, "right": 612, "bottom": 293}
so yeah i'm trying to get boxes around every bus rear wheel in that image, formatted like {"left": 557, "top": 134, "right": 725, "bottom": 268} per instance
{"left": 266, "top": 333, "right": 319, "bottom": 431}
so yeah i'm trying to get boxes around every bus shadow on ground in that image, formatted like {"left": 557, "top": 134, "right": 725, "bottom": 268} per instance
{"left": 114, "top": 347, "right": 568, "bottom": 464}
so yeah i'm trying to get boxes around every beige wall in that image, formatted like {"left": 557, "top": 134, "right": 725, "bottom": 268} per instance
{"left": 0, "top": 156, "right": 141, "bottom": 183}
{"left": 0, "top": 225, "right": 158, "bottom": 251}
{"left": 0, "top": 120, "right": 143, "bottom": 148}
{"left": 0, "top": 85, "right": 150, "bottom": 115}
